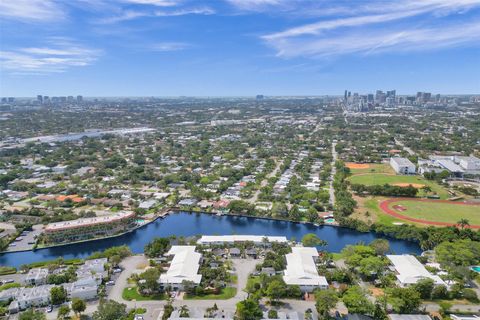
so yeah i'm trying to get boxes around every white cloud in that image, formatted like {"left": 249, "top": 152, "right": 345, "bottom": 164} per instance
{"left": 150, "top": 42, "right": 190, "bottom": 52}
{"left": 0, "top": 39, "right": 101, "bottom": 74}
{"left": 121, "top": 0, "right": 179, "bottom": 6}
{"left": 225, "top": 0, "right": 285, "bottom": 11}
{"left": 266, "top": 21, "right": 480, "bottom": 58}
{"left": 262, "top": 0, "right": 480, "bottom": 58}
{"left": 0, "top": 0, "right": 64, "bottom": 22}
{"left": 155, "top": 7, "right": 215, "bottom": 16}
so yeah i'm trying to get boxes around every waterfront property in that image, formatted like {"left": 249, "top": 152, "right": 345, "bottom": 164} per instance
{"left": 283, "top": 247, "right": 328, "bottom": 292}
{"left": 43, "top": 211, "right": 136, "bottom": 244}
{"left": 197, "top": 235, "right": 288, "bottom": 246}
{"left": 159, "top": 246, "right": 202, "bottom": 291}
{"left": 387, "top": 254, "right": 446, "bottom": 287}
{"left": 23, "top": 268, "right": 48, "bottom": 286}
{"left": 0, "top": 212, "right": 422, "bottom": 268}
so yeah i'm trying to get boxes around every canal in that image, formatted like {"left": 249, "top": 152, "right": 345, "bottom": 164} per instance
{"left": 0, "top": 212, "right": 421, "bottom": 268}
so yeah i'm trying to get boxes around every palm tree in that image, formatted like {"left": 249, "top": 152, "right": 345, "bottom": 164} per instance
{"left": 457, "top": 219, "right": 470, "bottom": 229}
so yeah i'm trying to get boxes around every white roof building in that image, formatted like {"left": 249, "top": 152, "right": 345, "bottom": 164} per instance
{"left": 159, "top": 246, "right": 202, "bottom": 287}
{"left": 197, "top": 235, "right": 288, "bottom": 245}
{"left": 283, "top": 247, "right": 328, "bottom": 292}
{"left": 387, "top": 255, "right": 446, "bottom": 287}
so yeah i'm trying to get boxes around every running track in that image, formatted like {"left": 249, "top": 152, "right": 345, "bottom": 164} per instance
{"left": 379, "top": 198, "right": 480, "bottom": 229}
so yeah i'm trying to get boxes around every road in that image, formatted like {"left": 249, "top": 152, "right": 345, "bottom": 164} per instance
{"left": 248, "top": 159, "right": 282, "bottom": 204}
{"left": 394, "top": 137, "right": 415, "bottom": 156}
{"left": 329, "top": 141, "right": 337, "bottom": 206}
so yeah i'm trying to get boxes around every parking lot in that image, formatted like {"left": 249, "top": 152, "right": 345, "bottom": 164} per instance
{"left": 6, "top": 225, "right": 42, "bottom": 252}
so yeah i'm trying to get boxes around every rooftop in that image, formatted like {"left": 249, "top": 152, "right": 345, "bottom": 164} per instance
{"left": 283, "top": 247, "right": 328, "bottom": 287}
{"left": 197, "top": 235, "right": 288, "bottom": 244}
{"left": 387, "top": 255, "right": 446, "bottom": 286}
{"left": 159, "top": 246, "right": 202, "bottom": 285}
{"left": 45, "top": 211, "right": 134, "bottom": 232}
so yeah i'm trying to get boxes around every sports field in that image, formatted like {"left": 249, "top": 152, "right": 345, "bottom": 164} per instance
{"left": 348, "top": 173, "right": 449, "bottom": 199}
{"left": 346, "top": 163, "right": 394, "bottom": 175}
{"left": 380, "top": 198, "right": 480, "bottom": 228}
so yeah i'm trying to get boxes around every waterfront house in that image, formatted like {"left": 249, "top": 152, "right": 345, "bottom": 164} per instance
{"left": 24, "top": 268, "right": 49, "bottom": 286}
{"left": 283, "top": 247, "right": 329, "bottom": 292}
{"left": 387, "top": 255, "right": 446, "bottom": 287}
{"left": 159, "top": 246, "right": 202, "bottom": 291}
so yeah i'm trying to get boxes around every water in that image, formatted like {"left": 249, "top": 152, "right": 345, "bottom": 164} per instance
{"left": 0, "top": 212, "right": 421, "bottom": 268}
{"left": 472, "top": 266, "right": 480, "bottom": 273}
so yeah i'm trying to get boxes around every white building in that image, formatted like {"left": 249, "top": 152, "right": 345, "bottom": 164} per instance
{"left": 197, "top": 235, "right": 288, "bottom": 246}
{"left": 159, "top": 246, "right": 202, "bottom": 290}
{"left": 390, "top": 157, "right": 416, "bottom": 175}
{"left": 387, "top": 255, "right": 446, "bottom": 287}
{"left": 64, "top": 277, "right": 98, "bottom": 300}
{"left": 283, "top": 247, "right": 328, "bottom": 292}
{"left": 388, "top": 315, "right": 432, "bottom": 320}
{"left": 24, "top": 268, "right": 49, "bottom": 286}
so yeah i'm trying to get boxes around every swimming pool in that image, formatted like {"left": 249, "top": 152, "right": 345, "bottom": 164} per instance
{"left": 471, "top": 266, "right": 480, "bottom": 273}
{"left": 325, "top": 218, "right": 336, "bottom": 224}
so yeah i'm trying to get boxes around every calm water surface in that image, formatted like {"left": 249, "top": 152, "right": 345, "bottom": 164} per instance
{"left": 0, "top": 212, "right": 421, "bottom": 268}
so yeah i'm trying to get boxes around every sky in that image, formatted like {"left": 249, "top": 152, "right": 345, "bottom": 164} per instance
{"left": 1, "top": 0, "right": 480, "bottom": 97}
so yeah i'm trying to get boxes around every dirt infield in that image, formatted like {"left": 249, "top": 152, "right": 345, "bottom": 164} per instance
{"left": 379, "top": 198, "right": 480, "bottom": 229}
{"left": 346, "top": 162, "right": 370, "bottom": 169}
{"left": 392, "top": 183, "right": 425, "bottom": 188}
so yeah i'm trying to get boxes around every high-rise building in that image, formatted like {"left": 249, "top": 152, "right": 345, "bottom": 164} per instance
{"left": 367, "top": 94, "right": 374, "bottom": 103}
{"left": 76, "top": 95, "right": 83, "bottom": 103}
{"left": 67, "top": 96, "right": 74, "bottom": 102}
{"left": 37, "top": 95, "right": 43, "bottom": 104}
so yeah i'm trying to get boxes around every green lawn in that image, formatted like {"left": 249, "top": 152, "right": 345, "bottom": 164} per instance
{"left": 390, "top": 200, "right": 480, "bottom": 225}
{"left": 184, "top": 287, "right": 237, "bottom": 300}
{"left": 122, "top": 287, "right": 166, "bottom": 301}
{"left": 348, "top": 173, "right": 449, "bottom": 199}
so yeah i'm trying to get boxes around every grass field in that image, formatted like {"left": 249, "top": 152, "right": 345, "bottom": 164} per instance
{"left": 184, "top": 287, "right": 237, "bottom": 300}
{"left": 347, "top": 163, "right": 394, "bottom": 175}
{"left": 122, "top": 287, "right": 166, "bottom": 301}
{"left": 348, "top": 173, "right": 449, "bottom": 199}
{"left": 387, "top": 200, "right": 480, "bottom": 226}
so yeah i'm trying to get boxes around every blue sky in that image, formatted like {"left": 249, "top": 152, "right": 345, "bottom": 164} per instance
{"left": 1, "top": 0, "right": 480, "bottom": 96}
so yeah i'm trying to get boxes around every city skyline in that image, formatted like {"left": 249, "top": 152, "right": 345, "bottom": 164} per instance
{"left": 1, "top": 0, "right": 480, "bottom": 96}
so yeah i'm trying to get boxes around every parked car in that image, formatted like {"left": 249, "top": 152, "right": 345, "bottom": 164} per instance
{"left": 106, "top": 280, "right": 115, "bottom": 286}
{"left": 46, "top": 306, "right": 53, "bottom": 313}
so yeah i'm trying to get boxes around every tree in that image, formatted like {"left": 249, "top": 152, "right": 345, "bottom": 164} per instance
{"left": 144, "top": 237, "right": 170, "bottom": 257}
{"left": 431, "top": 285, "right": 448, "bottom": 299}
{"left": 236, "top": 299, "right": 263, "bottom": 320}
{"left": 457, "top": 219, "right": 470, "bottom": 230}
{"left": 50, "top": 286, "right": 67, "bottom": 305}
{"left": 138, "top": 268, "right": 161, "bottom": 293}
{"left": 373, "top": 302, "right": 387, "bottom": 320}
{"left": 302, "top": 233, "right": 326, "bottom": 247}
{"left": 413, "top": 278, "right": 434, "bottom": 299}
{"left": 266, "top": 279, "right": 286, "bottom": 303}
{"left": 71, "top": 298, "right": 86, "bottom": 317}
{"left": 342, "top": 286, "right": 374, "bottom": 315}
{"left": 315, "top": 289, "right": 338, "bottom": 318}
{"left": 369, "top": 239, "right": 390, "bottom": 256}
{"left": 92, "top": 299, "right": 127, "bottom": 320}
{"left": 179, "top": 305, "right": 189, "bottom": 317}
{"left": 435, "top": 239, "right": 480, "bottom": 268}
{"left": 19, "top": 309, "right": 46, "bottom": 320}
{"left": 268, "top": 310, "right": 278, "bottom": 319}
{"left": 57, "top": 305, "right": 70, "bottom": 320}
{"left": 389, "top": 287, "right": 421, "bottom": 314}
